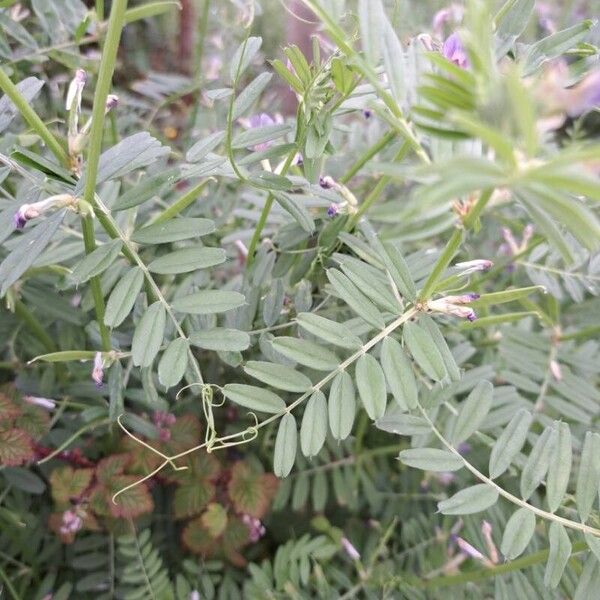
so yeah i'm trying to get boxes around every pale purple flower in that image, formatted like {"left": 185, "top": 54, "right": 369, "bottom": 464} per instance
{"left": 23, "top": 396, "right": 56, "bottom": 410}
{"left": 13, "top": 205, "right": 31, "bottom": 229}
{"left": 427, "top": 293, "right": 479, "bottom": 321}
{"left": 13, "top": 194, "right": 76, "bottom": 229}
{"left": 319, "top": 175, "right": 336, "bottom": 190}
{"left": 549, "top": 360, "right": 562, "bottom": 382}
{"left": 105, "top": 94, "right": 119, "bottom": 113}
{"left": 60, "top": 509, "right": 83, "bottom": 535}
{"left": 454, "top": 259, "right": 493, "bottom": 276}
{"left": 189, "top": 592, "right": 201, "bottom": 600}
{"left": 481, "top": 520, "right": 499, "bottom": 564}
{"left": 240, "top": 113, "right": 282, "bottom": 152}
{"left": 435, "top": 472, "right": 455, "bottom": 487}
{"left": 442, "top": 33, "right": 469, "bottom": 69}
{"left": 91, "top": 352, "right": 104, "bottom": 387}
{"left": 432, "top": 4, "right": 464, "bottom": 37}
{"left": 341, "top": 536, "right": 361, "bottom": 560}
{"left": 566, "top": 69, "right": 600, "bottom": 117}
{"left": 242, "top": 514, "right": 266, "bottom": 542}
{"left": 456, "top": 537, "right": 484, "bottom": 560}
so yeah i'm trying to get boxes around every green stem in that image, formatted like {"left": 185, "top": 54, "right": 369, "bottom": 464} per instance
{"left": 417, "top": 541, "right": 587, "bottom": 590}
{"left": 0, "top": 69, "right": 68, "bottom": 166}
{"left": 81, "top": 215, "right": 111, "bottom": 351}
{"left": 419, "top": 229, "right": 464, "bottom": 301}
{"left": 13, "top": 300, "right": 56, "bottom": 353}
{"left": 149, "top": 178, "right": 212, "bottom": 225}
{"left": 82, "top": 0, "right": 129, "bottom": 211}
{"left": 96, "top": 0, "right": 104, "bottom": 21}
{"left": 340, "top": 130, "right": 396, "bottom": 184}
{"left": 0, "top": 566, "right": 21, "bottom": 600}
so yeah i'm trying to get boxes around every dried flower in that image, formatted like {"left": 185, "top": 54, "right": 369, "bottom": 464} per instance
{"left": 91, "top": 352, "right": 104, "bottom": 387}
{"left": 481, "top": 521, "right": 499, "bottom": 564}
{"left": 341, "top": 536, "right": 361, "bottom": 560}
{"left": 427, "top": 293, "right": 479, "bottom": 321}
{"left": 442, "top": 32, "right": 469, "bottom": 69}
{"left": 23, "top": 396, "right": 56, "bottom": 410}
{"left": 65, "top": 69, "right": 87, "bottom": 112}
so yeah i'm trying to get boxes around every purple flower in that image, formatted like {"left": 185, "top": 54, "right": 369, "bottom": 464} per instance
{"left": 362, "top": 109, "right": 372, "bottom": 119}
{"left": 319, "top": 175, "right": 336, "bottom": 189}
{"left": 13, "top": 206, "right": 29, "bottom": 229}
{"left": 327, "top": 203, "right": 339, "bottom": 217}
{"left": 242, "top": 514, "right": 266, "bottom": 542}
{"left": 23, "top": 396, "right": 56, "bottom": 410}
{"left": 341, "top": 536, "right": 361, "bottom": 560}
{"left": 240, "top": 113, "right": 281, "bottom": 152}
{"left": 442, "top": 33, "right": 469, "bottom": 69}
{"left": 105, "top": 94, "right": 119, "bottom": 113}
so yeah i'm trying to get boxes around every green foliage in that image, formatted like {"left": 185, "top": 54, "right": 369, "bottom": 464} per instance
{"left": 0, "top": 0, "right": 599, "bottom": 597}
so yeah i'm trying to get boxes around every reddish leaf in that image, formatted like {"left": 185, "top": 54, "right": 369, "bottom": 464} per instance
{"left": 228, "top": 462, "right": 279, "bottom": 518}
{"left": 96, "top": 453, "right": 130, "bottom": 484}
{"left": 173, "top": 480, "right": 215, "bottom": 519}
{"left": 50, "top": 466, "right": 94, "bottom": 504}
{"left": 182, "top": 517, "right": 213, "bottom": 555}
{"left": 223, "top": 517, "right": 250, "bottom": 566}
{"left": 107, "top": 475, "right": 154, "bottom": 518}
{"left": 0, "top": 394, "right": 21, "bottom": 423}
{"left": 165, "top": 414, "right": 202, "bottom": 454}
{"left": 201, "top": 503, "right": 228, "bottom": 538}
{"left": 121, "top": 436, "right": 163, "bottom": 474}
{"left": 14, "top": 406, "right": 49, "bottom": 440}
{"left": 0, "top": 429, "right": 34, "bottom": 466}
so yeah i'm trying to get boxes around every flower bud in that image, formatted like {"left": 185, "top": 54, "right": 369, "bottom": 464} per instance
{"left": 454, "top": 259, "right": 493, "bottom": 275}
{"left": 66, "top": 69, "right": 87, "bottom": 111}
{"left": 341, "top": 537, "right": 361, "bottom": 560}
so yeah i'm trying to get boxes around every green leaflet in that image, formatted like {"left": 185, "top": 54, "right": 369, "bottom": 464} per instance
{"left": 327, "top": 268, "right": 385, "bottom": 330}
{"left": 104, "top": 267, "right": 144, "bottom": 328}
{"left": 296, "top": 312, "right": 362, "bottom": 350}
{"left": 546, "top": 421, "right": 572, "bottom": 513}
{"left": 328, "top": 371, "right": 356, "bottom": 441}
{"left": 189, "top": 328, "right": 250, "bottom": 352}
{"left": 131, "top": 218, "right": 215, "bottom": 244}
{"left": 274, "top": 413, "right": 297, "bottom": 478}
{"left": 438, "top": 484, "right": 499, "bottom": 515}
{"left": 451, "top": 380, "right": 493, "bottom": 445}
{"left": 355, "top": 354, "right": 387, "bottom": 421}
{"left": 131, "top": 302, "right": 166, "bottom": 367}
{"left": 398, "top": 448, "right": 464, "bottom": 472}
{"left": 171, "top": 290, "right": 245, "bottom": 314}
{"left": 520, "top": 425, "right": 556, "bottom": 500}
{"left": 70, "top": 240, "right": 123, "bottom": 285}
{"left": 575, "top": 432, "right": 600, "bottom": 522}
{"left": 573, "top": 554, "right": 600, "bottom": 600}
{"left": 262, "top": 278, "right": 285, "bottom": 327}
{"left": 158, "top": 338, "right": 189, "bottom": 388}
{"left": 419, "top": 315, "right": 460, "bottom": 382}
{"left": 500, "top": 508, "right": 536, "bottom": 559}
{"left": 271, "top": 337, "right": 339, "bottom": 371}
{"left": 300, "top": 391, "right": 328, "bottom": 458}
{"left": 489, "top": 408, "right": 532, "bottom": 479}
{"left": 244, "top": 361, "right": 312, "bottom": 393}
{"left": 380, "top": 337, "right": 418, "bottom": 410}
{"left": 544, "top": 522, "right": 571, "bottom": 589}
{"left": 403, "top": 321, "right": 447, "bottom": 381}
{"left": 223, "top": 383, "right": 285, "bottom": 414}
{"left": 148, "top": 247, "right": 226, "bottom": 274}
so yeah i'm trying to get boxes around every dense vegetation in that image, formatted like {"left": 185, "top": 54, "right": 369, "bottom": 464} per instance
{"left": 0, "top": 0, "right": 599, "bottom": 598}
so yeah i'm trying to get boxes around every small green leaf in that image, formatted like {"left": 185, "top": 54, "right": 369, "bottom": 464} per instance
{"left": 576, "top": 432, "right": 600, "bottom": 521}
{"left": 262, "top": 278, "right": 285, "bottom": 327}
{"left": 113, "top": 169, "right": 178, "bottom": 211}
{"left": 419, "top": 315, "right": 461, "bottom": 382}
{"left": 355, "top": 354, "right": 387, "bottom": 421}
{"left": 131, "top": 218, "right": 215, "bottom": 244}
{"left": 380, "top": 337, "right": 418, "bottom": 410}
{"left": 104, "top": 267, "right": 144, "bottom": 327}
{"left": 438, "top": 484, "right": 499, "bottom": 515}
{"left": 186, "top": 131, "right": 226, "bottom": 162}
{"left": 190, "top": 328, "right": 250, "bottom": 351}
{"left": 158, "top": 338, "right": 189, "bottom": 388}
{"left": 452, "top": 381, "right": 493, "bottom": 445}
{"left": 296, "top": 313, "right": 362, "bottom": 350}
{"left": 271, "top": 337, "right": 339, "bottom": 371}
{"left": 148, "top": 247, "right": 225, "bottom": 274}
{"left": 398, "top": 448, "right": 464, "bottom": 472}
{"left": 403, "top": 321, "right": 447, "bottom": 381}
{"left": 520, "top": 426, "right": 556, "bottom": 500}
{"left": 274, "top": 413, "right": 297, "bottom": 477}
{"left": 131, "top": 302, "right": 166, "bottom": 367}
{"left": 300, "top": 391, "right": 328, "bottom": 458}
{"left": 546, "top": 421, "right": 572, "bottom": 513}
{"left": 328, "top": 371, "right": 356, "bottom": 441}
{"left": 489, "top": 409, "right": 533, "bottom": 479}
{"left": 230, "top": 36, "right": 262, "bottom": 82}
{"left": 233, "top": 72, "right": 272, "bottom": 119}
{"left": 500, "top": 508, "right": 536, "bottom": 559}
{"left": 223, "top": 384, "right": 285, "bottom": 414}
{"left": 544, "top": 522, "right": 571, "bottom": 589}
{"left": 244, "top": 361, "right": 312, "bottom": 393}
{"left": 327, "top": 269, "right": 385, "bottom": 330}
{"left": 172, "top": 290, "right": 245, "bottom": 314}
{"left": 70, "top": 240, "right": 123, "bottom": 285}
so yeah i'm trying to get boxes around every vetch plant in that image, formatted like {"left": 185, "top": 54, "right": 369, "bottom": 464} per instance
{"left": 0, "top": 0, "right": 599, "bottom": 598}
